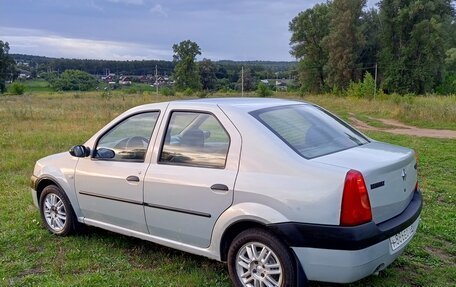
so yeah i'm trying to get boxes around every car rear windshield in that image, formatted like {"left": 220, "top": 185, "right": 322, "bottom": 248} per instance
{"left": 251, "top": 104, "right": 369, "bottom": 159}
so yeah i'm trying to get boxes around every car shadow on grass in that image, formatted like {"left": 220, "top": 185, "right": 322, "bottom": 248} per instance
{"left": 75, "top": 226, "right": 368, "bottom": 287}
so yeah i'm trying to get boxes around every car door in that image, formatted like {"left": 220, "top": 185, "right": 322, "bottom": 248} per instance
{"left": 75, "top": 111, "right": 160, "bottom": 233}
{"left": 144, "top": 103, "right": 241, "bottom": 248}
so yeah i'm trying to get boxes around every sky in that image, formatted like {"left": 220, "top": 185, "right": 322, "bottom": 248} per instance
{"left": 0, "top": 0, "right": 378, "bottom": 61}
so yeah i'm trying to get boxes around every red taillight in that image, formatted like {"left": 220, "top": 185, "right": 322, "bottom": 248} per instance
{"left": 340, "top": 170, "right": 372, "bottom": 226}
{"left": 415, "top": 181, "right": 419, "bottom": 192}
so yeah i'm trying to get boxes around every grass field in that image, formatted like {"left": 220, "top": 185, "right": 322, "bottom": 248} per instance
{"left": 17, "top": 79, "right": 54, "bottom": 93}
{"left": 0, "top": 91, "right": 455, "bottom": 286}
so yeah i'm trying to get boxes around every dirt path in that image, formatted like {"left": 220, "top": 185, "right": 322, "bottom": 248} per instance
{"left": 349, "top": 116, "right": 456, "bottom": 139}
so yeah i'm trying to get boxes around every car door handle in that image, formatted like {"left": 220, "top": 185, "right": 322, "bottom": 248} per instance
{"left": 210, "top": 184, "right": 229, "bottom": 191}
{"left": 126, "top": 175, "right": 140, "bottom": 182}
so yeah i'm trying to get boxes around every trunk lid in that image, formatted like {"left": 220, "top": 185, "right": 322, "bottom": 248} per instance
{"left": 313, "top": 141, "right": 417, "bottom": 224}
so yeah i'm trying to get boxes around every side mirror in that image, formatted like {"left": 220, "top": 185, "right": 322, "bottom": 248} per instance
{"left": 95, "top": 148, "right": 115, "bottom": 159}
{"left": 69, "top": 145, "right": 91, "bottom": 157}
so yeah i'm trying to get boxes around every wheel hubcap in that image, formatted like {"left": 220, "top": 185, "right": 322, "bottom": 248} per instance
{"left": 235, "top": 242, "right": 282, "bottom": 287}
{"left": 43, "top": 193, "right": 67, "bottom": 232}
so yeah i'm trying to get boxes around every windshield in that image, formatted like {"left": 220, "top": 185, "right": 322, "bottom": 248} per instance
{"left": 251, "top": 104, "right": 369, "bottom": 159}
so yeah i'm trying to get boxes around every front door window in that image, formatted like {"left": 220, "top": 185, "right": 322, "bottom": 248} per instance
{"left": 95, "top": 112, "right": 159, "bottom": 162}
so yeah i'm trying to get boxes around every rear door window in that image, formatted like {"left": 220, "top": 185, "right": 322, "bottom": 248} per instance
{"left": 159, "top": 112, "right": 230, "bottom": 168}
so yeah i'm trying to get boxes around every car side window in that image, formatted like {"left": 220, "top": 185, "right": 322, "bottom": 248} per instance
{"left": 95, "top": 112, "right": 159, "bottom": 162}
{"left": 159, "top": 111, "right": 230, "bottom": 168}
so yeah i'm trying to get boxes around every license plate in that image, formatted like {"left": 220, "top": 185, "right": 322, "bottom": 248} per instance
{"left": 390, "top": 224, "right": 416, "bottom": 251}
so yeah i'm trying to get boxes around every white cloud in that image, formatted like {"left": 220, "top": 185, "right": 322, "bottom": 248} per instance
{"left": 105, "top": 0, "right": 145, "bottom": 6}
{"left": 150, "top": 4, "right": 168, "bottom": 17}
{"left": 89, "top": 0, "right": 105, "bottom": 12}
{"left": 1, "top": 27, "right": 171, "bottom": 60}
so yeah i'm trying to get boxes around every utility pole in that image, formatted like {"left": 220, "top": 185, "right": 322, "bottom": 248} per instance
{"left": 374, "top": 63, "right": 378, "bottom": 100}
{"left": 241, "top": 66, "right": 244, "bottom": 97}
{"left": 155, "top": 65, "right": 158, "bottom": 95}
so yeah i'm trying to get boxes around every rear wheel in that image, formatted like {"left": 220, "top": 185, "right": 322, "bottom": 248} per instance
{"left": 39, "top": 185, "right": 78, "bottom": 236}
{"left": 227, "top": 228, "right": 297, "bottom": 287}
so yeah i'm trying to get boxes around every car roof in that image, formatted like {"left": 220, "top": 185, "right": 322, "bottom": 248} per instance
{"left": 136, "top": 97, "right": 309, "bottom": 113}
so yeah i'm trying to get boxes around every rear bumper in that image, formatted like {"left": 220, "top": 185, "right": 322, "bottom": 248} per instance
{"left": 269, "top": 190, "right": 422, "bottom": 283}
{"left": 269, "top": 190, "right": 422, "bottom": 250}
{"left": 292, "top": 217, "right": 420, "bottom": 283}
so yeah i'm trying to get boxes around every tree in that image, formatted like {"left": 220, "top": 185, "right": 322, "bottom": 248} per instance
{"left": 379, "top": 0, "right": 455, "bottom": 94}
{"left": 445, "top": 48, "right": 456, "bottom": 73}
{"left": 199, "top": 58, "right": 217, "bottom": 90}
{"left": 359, "top": 8, "right": 381, "bottom": 77}
{"left": 323, "top": 0, "right": 367, "bottom": 90}
{"left": 49, "top": 70, "right": 97, "bottom": 91}
{"left": 237, "top": 68, "right": 255, "bottom": 91}
{"left": 289, "top": 3, "right": 330, "bottom": 93}
{"left": 0, "top": 40, "right": 16, "bottom": 93}
{"left": 8, "top": 81, "right": 26, "bottom": 95}
{"left": 256, "top": 82, "right": 273, "bottom": 97}
{"left": 172, "top": 40, "right": 202, "bottom": 91}
{"left": 436, "top": 47, "right": 456, "bottom": 94}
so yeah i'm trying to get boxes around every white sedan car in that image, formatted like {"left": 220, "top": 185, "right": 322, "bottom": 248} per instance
{"left": 31, "top": 98, "right": 422, "bottom": 287}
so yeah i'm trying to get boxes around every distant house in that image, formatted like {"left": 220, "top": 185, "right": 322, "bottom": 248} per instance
{"left": 139, "top": 75, "right": 149, "bottom": 83}
{"left": 18, "top": 70, "right": 31, "bottom": 79}
{"left": 275, "top": 80, "right": 288, "bottom": 91}
{"left": 102, "top": 75, "right": 116, "bottom": 82}
{"left": 16, "top": 61, "right": 30, "bottom": 67}
{"left": 152, "top": 76, "right": 173, "bottom": 87}
{"left": 102, "top": 73, "right": 117, "bottom": 82}
{"left": 119, "top": 76, "right": 132, "bottom": 85}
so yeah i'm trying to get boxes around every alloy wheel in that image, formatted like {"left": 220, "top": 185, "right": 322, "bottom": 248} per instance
{"left": 43, "top": 193, "right": 67, "bottom": 232}
{"left": 235, "top": 241, "right": 283, "bottom": 287}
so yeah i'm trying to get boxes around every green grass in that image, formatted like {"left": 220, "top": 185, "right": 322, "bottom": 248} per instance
{"left": 17, "top": 79, "right": 53, "bottom": 93}
{"left": 0, "top": 92, "right": 455, "bottom": 286}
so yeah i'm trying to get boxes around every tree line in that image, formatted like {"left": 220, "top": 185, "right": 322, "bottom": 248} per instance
{"left": 0, "top": 41, "right": 16, "bottom": 93}
{"left": 10, "top": 52, "right": 296, "bottom": 92}
{"left": 170, "top": 40, "right": 295, "bottom": 92}
{"left": 289, "top": 0, "right": 456, "bottom": 95}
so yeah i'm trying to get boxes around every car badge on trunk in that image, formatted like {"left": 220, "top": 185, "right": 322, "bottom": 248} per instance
{"left": 401, "top": 169, "right": 407, "bottom": 181}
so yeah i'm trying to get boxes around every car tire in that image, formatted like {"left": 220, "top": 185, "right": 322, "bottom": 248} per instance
{"left": 39, "top": 185, "right": 78, "bottom": 236}
{"left": 227, "top": 228, "right": 298, "bottom": 287}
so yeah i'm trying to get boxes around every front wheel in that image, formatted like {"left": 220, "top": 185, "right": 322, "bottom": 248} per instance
{"left": 227, "top": 228, "right": 297, "bottom": 287}
{"left": 39, "top": 185, "right": 77, "bottom": 236}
